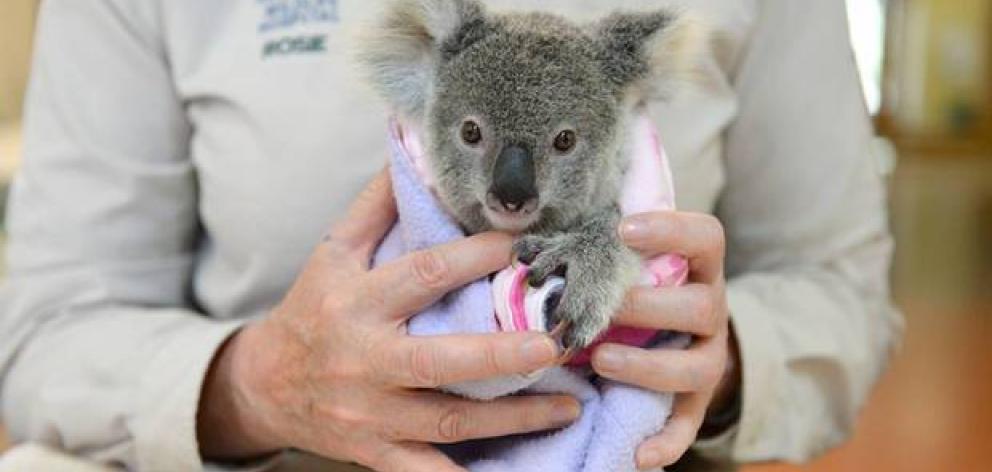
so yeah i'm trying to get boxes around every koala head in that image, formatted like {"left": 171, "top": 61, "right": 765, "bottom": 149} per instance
{"left": 360, "top": 0, "right": 701, "bottom": 233}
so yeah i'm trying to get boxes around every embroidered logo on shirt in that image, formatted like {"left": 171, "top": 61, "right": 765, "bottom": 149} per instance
{"left": 256, "top": 0, "right": 339, "bottom": 32}
{"left": 256, "top": 0, "right": 337, "bottom": 58}
{"left": 263, "top": 35, "right": 327, "bottom": 57}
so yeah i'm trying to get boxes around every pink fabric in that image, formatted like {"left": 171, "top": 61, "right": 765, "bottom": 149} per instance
{"left": 508, "top": 264, "right": 530, "bottom": 331}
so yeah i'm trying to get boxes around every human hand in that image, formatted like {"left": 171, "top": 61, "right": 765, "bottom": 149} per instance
{"left": 591, "top": 211, "right": 737, "bottom": 470}
{"left": 198, "top": 169, "right": 580, "bottom": 472}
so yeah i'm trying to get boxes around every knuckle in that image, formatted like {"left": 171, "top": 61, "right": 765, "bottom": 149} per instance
{"left": 377, "top": 417, "right": 405, "bottom": 442}
{"left": 689, "top": 289, "right": 717, "bottom": 334}
{"left": 678, "top": 363, "right": 704, "bottom": 391}
{"left": 320, "top": 293, "right": 351, "bottom": 318}
{"left": 659, "top": 444, "right": 688, "bottom": 467}
{"left": 409, "top": 342, "right": 443, "bottom": 387}
{"left": 617, "top": 294, "right": 637, "bottom": 318}
{"left": 354, "top": 279, "right": 388, "bottom": 312}
{"left": 666, "top": 213, "right": 689, "bottom": 238}
{"left": 481, "top": 341, "right": 504, "bottom": 375}
{"left": 620, "top": 288, "right": 646, "bottom": 317}
{"left": 332, "top": 337, "right": 374, "bottom": 381}
{"left": 703, "top": 361, "right": 724, "bottom": 389}
{"left": 324, "top": 403, "right": 368, "bottom": 430}
{"left": 689, "top": 356, "right": 721, "bottom": 391}
{"left": 410, "top": 249, "right": 450, "bottom": 290}
{"left": 616, "top": 348, "right": 644, "bottom": 377}
{"left": 437, "top": 406, "right": 471, "bottom": 442}
{"left": 325, "top": 361, "right": 362, "bottom": 385}
{"left": 700, "top": 215, "right": 726, "bottom": 252}
{"left": 366, "top": 338, "right": 400, "bottom": 384}
{"left": 643, "top": 439, "right": 685, "bottom": 468}
{"left": 640, "top": 446, "right": 665, "bottom": 468}
{"left": 660, "top": 427, "right": 696, "bottom": 465}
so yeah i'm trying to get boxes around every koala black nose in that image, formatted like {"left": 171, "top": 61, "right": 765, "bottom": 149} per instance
{"left": 490, "top": 144, "right": 538, "bottom": 213}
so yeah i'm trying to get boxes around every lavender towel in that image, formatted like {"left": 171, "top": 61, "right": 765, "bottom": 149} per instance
{"left": 372, "top": 118, "right": 685, "bottom": 472}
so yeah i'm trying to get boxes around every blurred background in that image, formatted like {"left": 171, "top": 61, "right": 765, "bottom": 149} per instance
{"left": 0, "top": 0, "right": 990, "bottom": 470}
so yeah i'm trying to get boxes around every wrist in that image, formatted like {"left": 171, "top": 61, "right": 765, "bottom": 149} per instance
{"left": 699, "top": 322, "right": 741, "bottom": 438}
{"left": 197, "top": 322, "right": 285, "bottom": 461}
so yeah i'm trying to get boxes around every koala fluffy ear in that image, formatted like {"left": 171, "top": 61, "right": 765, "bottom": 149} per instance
{"left": 358, "top": 0, "right": 488, "bottom": 116}
{"left": 595, "top": 10, "right": 705, "bottom": 102}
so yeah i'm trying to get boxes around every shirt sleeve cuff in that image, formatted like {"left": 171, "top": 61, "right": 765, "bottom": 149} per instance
{"left": 204, "top": 451, "right": 287, "bottom": 472}
{"left": 692, "top": 281, "right": 787, "bottom": 463}
{"left": 691, "top": 422, "right": 739, "bottom": 461}
{"left": 132, "top": 316, "right": 275, "bottom": 471}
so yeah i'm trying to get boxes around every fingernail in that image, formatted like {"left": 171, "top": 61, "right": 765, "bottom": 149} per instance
{"left": 520, "top": 336, "right": 557, "bottom": 368}
{"left": 594, "top": 346, "right": 626, "bottom": 374}
{"left": 551, "top": 398, "right": 581, "bottom": 426}
{"left": 619, "top": 218, "right": 649, "bottom": 243}
{"left": 637, "top": 448, "right": 661, "bottom": 470}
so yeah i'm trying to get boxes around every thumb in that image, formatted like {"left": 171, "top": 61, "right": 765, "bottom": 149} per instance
{"left": 325, "top": 166, "right": 397, "bottom": 262}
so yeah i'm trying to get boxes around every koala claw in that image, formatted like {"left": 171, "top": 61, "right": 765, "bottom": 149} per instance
{"left": 513, "top": 236, "right": 544, "bottom": 266}
{"left": 548, "top": 320, "right": 578, "bottom": 364}
{"left": 552, "top": 305, "right": 612, "bottom": 352}
{"left": 514, "top": 235, "right": 570, "bottom": 288}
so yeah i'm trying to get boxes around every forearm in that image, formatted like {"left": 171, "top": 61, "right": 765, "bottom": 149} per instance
{"left": 0, "top": 304, "right": 244, "bottom": 470}
{"left": 197, "top": 321, "right": 285, "bottom": 462}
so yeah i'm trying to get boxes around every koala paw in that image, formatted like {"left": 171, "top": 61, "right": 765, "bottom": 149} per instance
{"left": 512, "top": 234, "right": 627, "bottom": 353}
{"left": 513, "top": 234, "right": 569, "bottom": 286}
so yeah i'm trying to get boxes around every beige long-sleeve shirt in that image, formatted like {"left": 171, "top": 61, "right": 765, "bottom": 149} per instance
{"left": 0, "top": 0, "right": 902, "bottom": 471}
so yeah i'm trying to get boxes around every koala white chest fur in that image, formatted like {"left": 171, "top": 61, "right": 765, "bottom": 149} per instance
{"left": 360, "top": 0, "right": 702, "bottom": 351}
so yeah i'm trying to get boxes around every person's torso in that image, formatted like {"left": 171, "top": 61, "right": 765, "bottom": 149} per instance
{"left": 156, "top": 0, "right": 755, "bottom": 318}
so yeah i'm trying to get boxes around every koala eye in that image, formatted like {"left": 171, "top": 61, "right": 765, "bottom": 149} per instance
{"left": 461, "top": 120, "right": 482, "bottom": 146}
{"left": 553, "top": 130, "right": 577, "bottom": 153}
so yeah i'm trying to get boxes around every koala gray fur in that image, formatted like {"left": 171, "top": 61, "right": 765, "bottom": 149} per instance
{"left": 359, "top": 0, "right": 701, "bottom": 350}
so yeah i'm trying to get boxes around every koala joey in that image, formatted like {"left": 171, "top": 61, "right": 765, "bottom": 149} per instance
{"left": 360, "top": 0, "right": 701, "bottom": 352}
